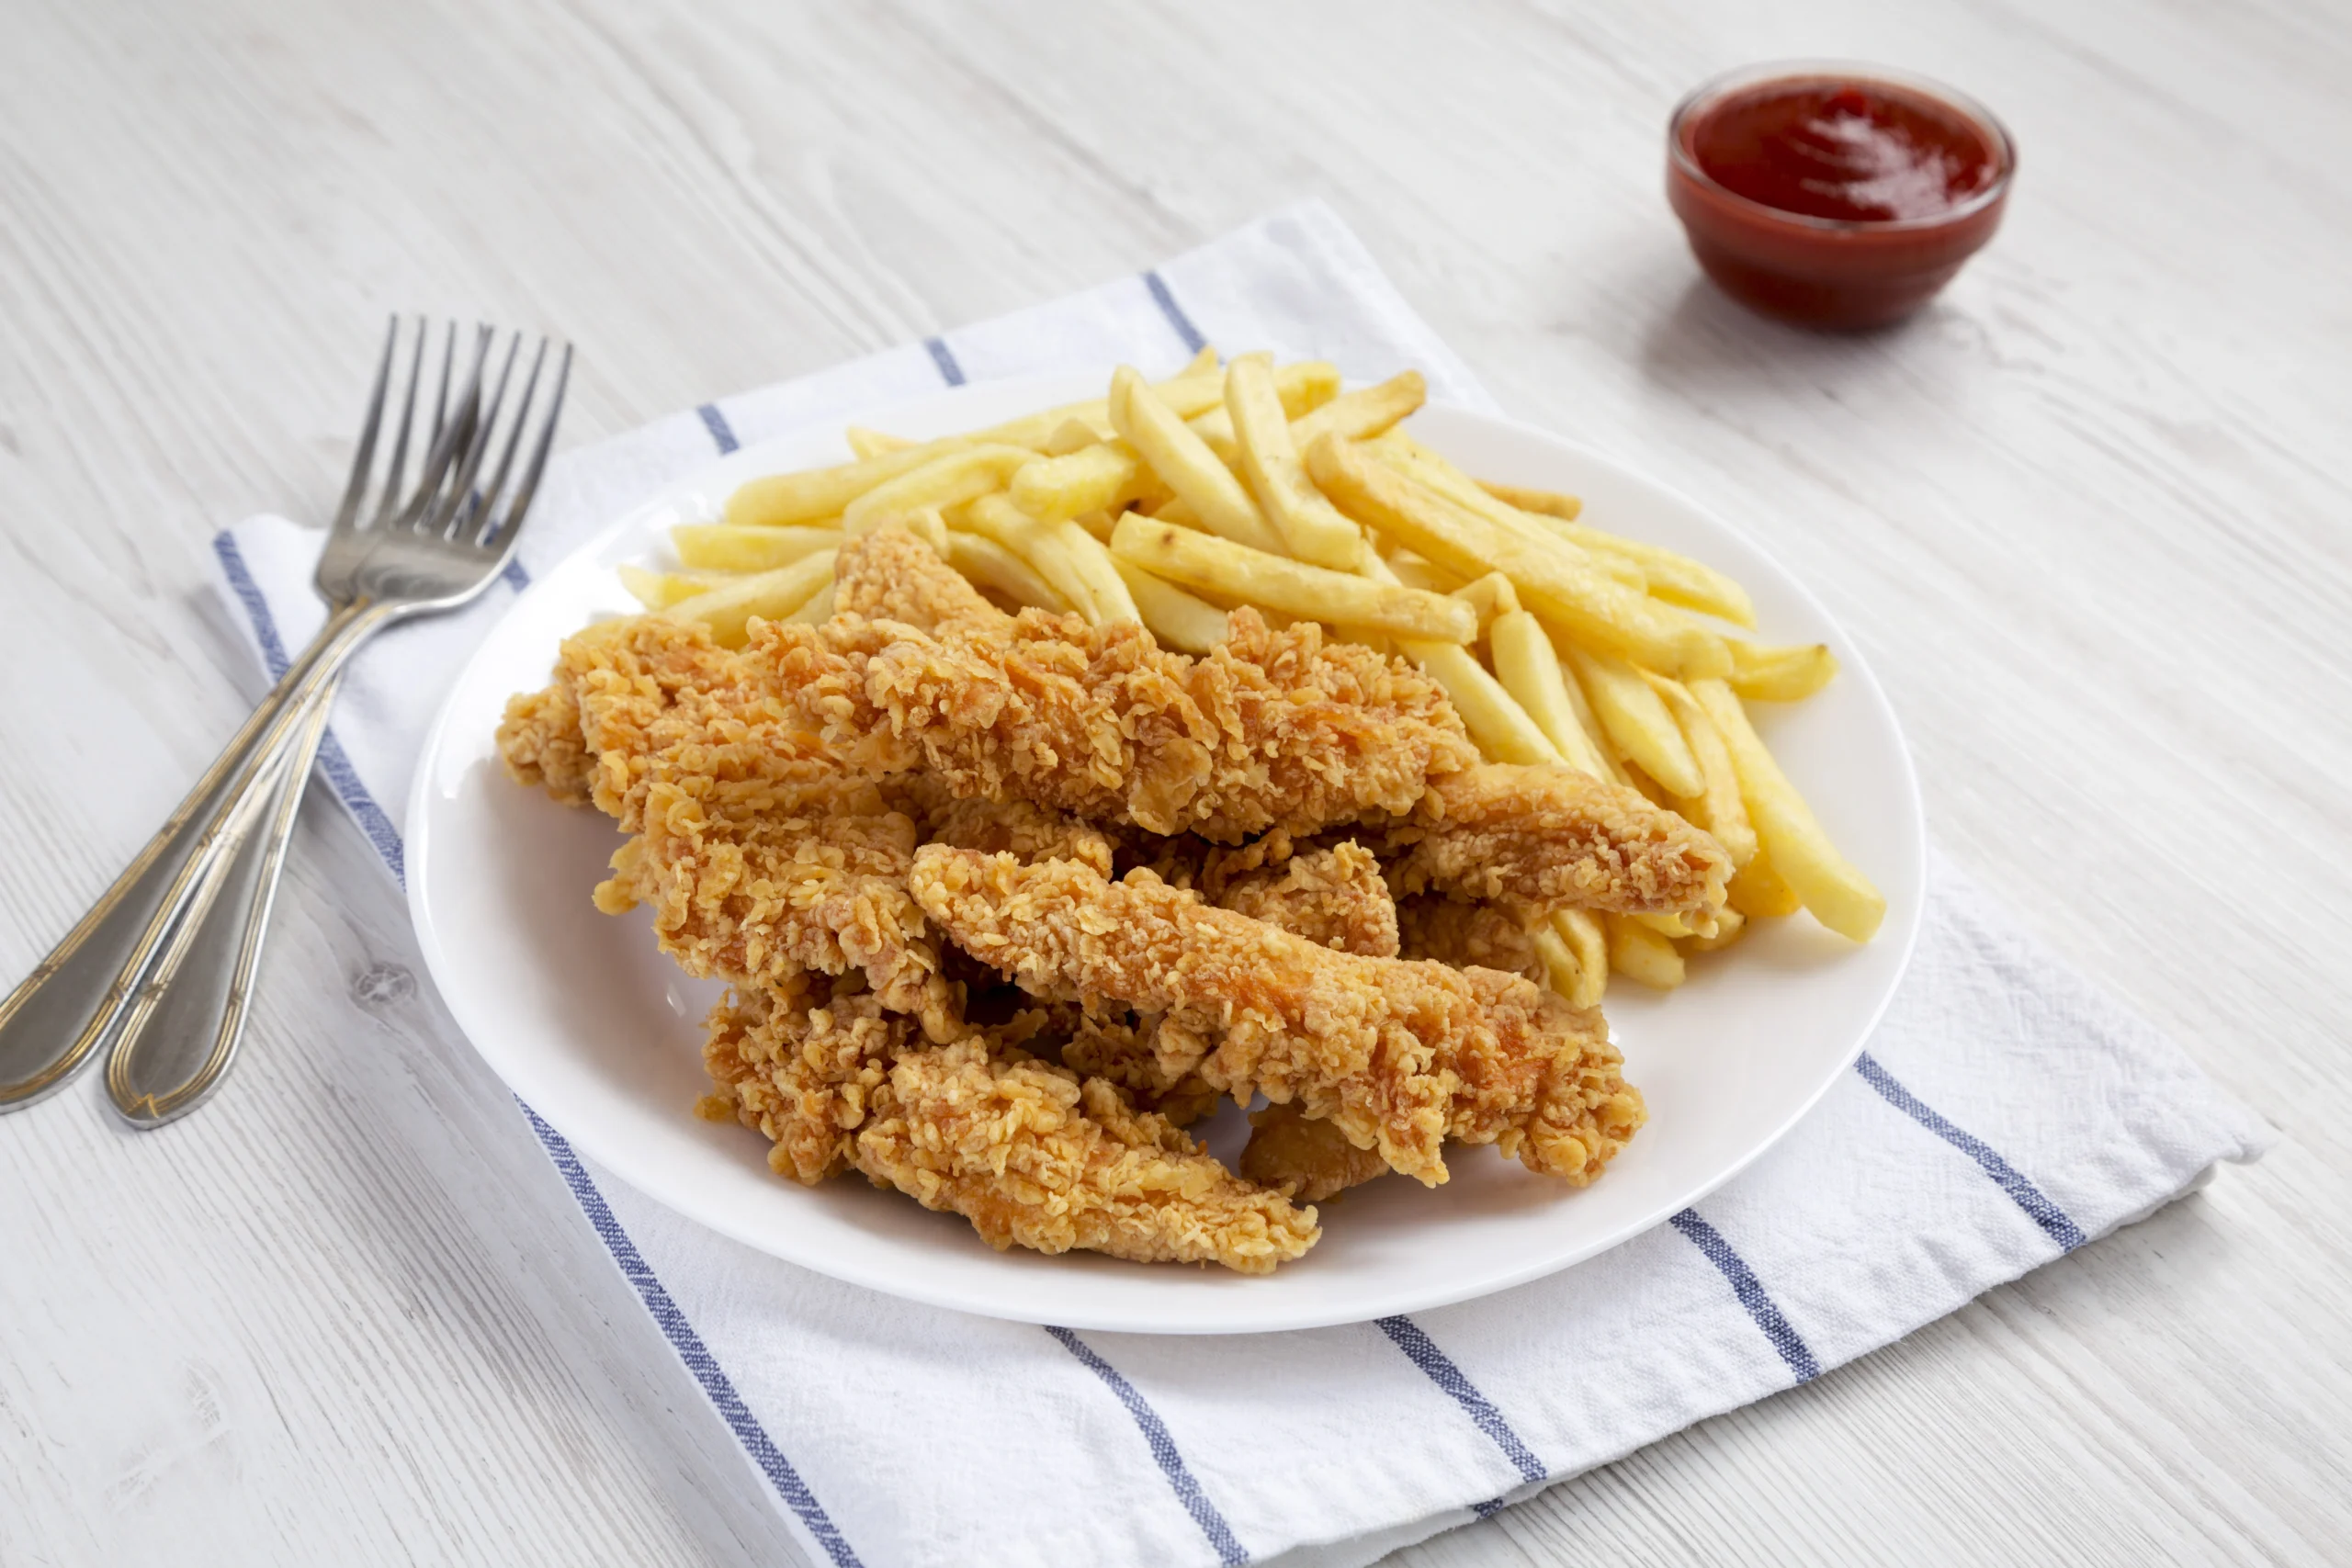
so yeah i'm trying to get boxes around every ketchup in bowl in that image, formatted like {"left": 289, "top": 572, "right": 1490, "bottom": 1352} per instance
{"left": 1667, "top": 63, "right": 2015, "bottom": 330}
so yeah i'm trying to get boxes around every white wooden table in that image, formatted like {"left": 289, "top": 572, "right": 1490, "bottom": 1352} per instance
{"left": 5, "top": 0, "right": 2346, "bottom": 1562}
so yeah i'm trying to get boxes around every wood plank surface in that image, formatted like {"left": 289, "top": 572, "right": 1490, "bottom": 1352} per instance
{"left": 1, "top": 0, "right": 2345, "bottom": 1563}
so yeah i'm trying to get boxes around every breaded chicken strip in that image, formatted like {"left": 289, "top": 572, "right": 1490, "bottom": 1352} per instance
{"left": 1216, "top": 840, "right": 1399, "bottom": 958}
{"left": 1058, "top": 1013, "right": 1224, "bottom": 1127}
{"left": 909, "top": 848, "right": 1644, "bottom": 1187}
{"left": 1395, "top": 895, "right": 1545, "bottom": 983}
{"left": 496, "top": 615, "right": 756, "bottom": 810}
{"left": 832, "top": 525, "right": 1009, "bottom": 635}
{"left": 700, "top": 974, "right": 910, "bottom": 1184}
{"left": 1239, "top": 1103, "right": 1393, "bottom": 1203}
{"left": 750, "top": 604, "right": 1476, "bottom": 840}
{"left": 851, "top": 1039, "right": 1319, "bottom": 1273}
{"left": 1364, "top": 763, "right": 1730, "bottom": 922}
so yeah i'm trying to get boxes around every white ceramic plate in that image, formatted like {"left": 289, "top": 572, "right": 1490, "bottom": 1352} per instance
{"left": 408, "top": 371, "right": 1925, "bottom": 1335}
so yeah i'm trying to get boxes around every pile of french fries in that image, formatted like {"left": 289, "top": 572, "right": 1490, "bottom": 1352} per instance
{"left": 620, "top": 350, "right": 1885, "bottom": 1007}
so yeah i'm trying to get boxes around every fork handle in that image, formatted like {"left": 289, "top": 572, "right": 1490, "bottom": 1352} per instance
{"left": 0, "top": 597, "right": 387, "bottom": 1111}
{"left": 104, "top": 680, "right": 334, "bottom": 1127}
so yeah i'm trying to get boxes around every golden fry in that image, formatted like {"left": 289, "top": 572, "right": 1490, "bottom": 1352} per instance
{"left": 1289, "top": 370, "right": 1426, "bottom": 450}
{"left": 1311, "top": 434, "right": 1728, "bottom": 677}
{"left": 1693, "top": 679, "right": 1883, "bottom": 942}
{"left": 664, "top": 550, "right": 838, "bottom": 647}
{"left": 1726, "top": 638, "right": 1840, "bottom": 702}
{"left": 945, "top": 532, "right": 1070, "bottom": 614}
{"left": 1487, "top": 611, "right": 1611, "bottom": 778}
{"left": 1112, "top": 558, "right": 1230, "bottom": 655}
{"left": 727, "top": 441, "right": 967, "bottom": 528}
{"left": 1607, "top": 915, "right": 1686, "bottom": 989}
{"left": 1477, "top": 479, "right": 1583, "bottom": 522}
{"left": 1726, "top": 852, "right": 1803, "bottom": 919}
{"left": 842, "top": 445, "right": 1036, "bottom": 535}
{"left": 1450, "top": 571, "right": 1521, "bottom": 635}
{"left": 1401, "top": 642, "right": 1562, "bottom": 765}
{"left": 1561, "top": 643, "right": 1706, "bottom": 799}
{"left": 844, "top": 426, "right": 914, "bottom": 458}
{"left": 1009, "top": 441, "right": 1149, "bottom": 523}
{"left": 1377, "top": 437, "right": 1645, "bottom": 592}
{"left": 1647, "top": 673, "right": 1758, "bottom": 868}
{"left": 617, "top": 564, "right": 723, "bottom": 610}
{"left": 1482, "top": 479, "right": 1755, "bottom": 626}
{"left": 1110, "top": 513, "right": 1475, "bottom": 642}
{"left": 672, "top": 524, "right": 843, "bottom": 574}
{"left": 1683, "top": 905, "right": 1747, "bottom": 953}
{"left": 1225, "top": 353, "right": 1367, "bottom": 570}
{"left": 1110, "top": 368, "right": 1289, "bottom": 556}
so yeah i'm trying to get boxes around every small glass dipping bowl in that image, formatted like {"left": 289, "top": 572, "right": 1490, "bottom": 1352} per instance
{"left": 1666, "top": 62, "right": 2016, "bottom": 330}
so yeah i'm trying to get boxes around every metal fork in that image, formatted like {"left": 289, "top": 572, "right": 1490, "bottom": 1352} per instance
{"left": 0, "top": 318, "right": 571, "bottom": 1120}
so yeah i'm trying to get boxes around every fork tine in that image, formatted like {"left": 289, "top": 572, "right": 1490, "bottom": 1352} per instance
{"left": 370, "top": 318, "right": 429, "bottom": 527}
{"left": 427, "top": 321, "right": 456, "bottom": 451}
{"left": 422, "top": 329, "right": 519, "bottom": 538}
{"left": 459, "top": 336, "right": 548, "bottom": 546}
{"left": 331, "top": 317, "right": 398, "bottom": 534}
{"left": 399, "top": 326, "right": 492, "bottom": 529}
{"left": 483, "top": 340, "right": 572, "bottom": 555}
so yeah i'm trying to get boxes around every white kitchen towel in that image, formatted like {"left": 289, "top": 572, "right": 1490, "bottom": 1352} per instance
{"left": 209, "top": 201, "right": 2270, "bottom": 1568}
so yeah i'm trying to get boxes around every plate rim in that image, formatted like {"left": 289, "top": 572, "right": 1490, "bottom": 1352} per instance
{"left": 406, "top": 372, "right": 1927, "bottom": 1334}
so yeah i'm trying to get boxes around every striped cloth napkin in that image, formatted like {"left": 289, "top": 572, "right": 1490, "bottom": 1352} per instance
{"left": 210, "top": 202, "right": 2269, "bottom": 1568}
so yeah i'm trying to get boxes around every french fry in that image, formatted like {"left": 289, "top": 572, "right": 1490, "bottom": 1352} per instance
{"left": 965, "top": 494, "right": 1104, "bottom": 623}
{"left": 842, "top": 444, "right": 1036, "bottom": 535}
{"left": 1692, "top": 679, "right": 1884, "bottom": 942}
{"left": 844, "top": 426, "right": 914, "bottom": 458}
{"left": 1684, "top": 905, "right": 1747, "bottom": 953}
{"left": 1476, "top": 479, "right": 1583, "bottom": 522}
{"left": 1607, "top": 915, "right": 1686, "bottom": 989}
{"left": 1111, "top": 513, "right": 1476, "bottom": 643}
{"left": 1041, "top": 417, "right": 1109, "bottom": 457}
{"left": 671, "top": 524, "right": 842, "bottom": 574}
{"left": 1726, "top": 638, "right": 1840, "bottom": 702}
{"left": 1489, "top": 611, "right": 1612, "bottom": 778}
{"left": 664, "top": 550, "right": 838, "bottom": 646}
{"left": 1726, "top": 850, "right": 1803, "bottom": 919}
{"left": 1009, "top": 441, "right": 1149, "bottom": 522}
{"left": 1051, "top": 518, "right": 1141, "bottom": 626}
{"left": 946, "top": 532, "right": 1070, "bottom": 614}
{"left": 1070, "top": 510, "right": 1118, "bottom": 544}
{"left": 1112, "top": 558, "right": 1230, "bottom": 654}
{"left": 1289, "top": 369, "right": 1425, "bottom": 450}
{"left": 1557, "top": 650, "right": 1634, "bottom": 786}
{"left": 1310, "top": 434, "right": 1729, "bottom": 677}
{"left": 1188, "top": 360, "right": 1344, "bottom": 463}
{"left": 784, "top": 582, "right": 835, "bottom": 625}
{"left": 1561, "top": 643, "right": 1706, "bottom": 798}
{"left": 1450, "top": 571, "right": 1520, "bottom": 636}
{"left": 1481, "top": 479, "right": 1756, "bottom": 626}
{"left": 1375, "top": 436, "right": 1645, "bottom": 591}
{"left": 1224, "top": 353, "right": 1367, "bottom": 570}
{"left": 617, "top": 564, "right": 724, "bottom": 610}
{"left": 1109, "top": 367, "right": 1291, "bottom": 556}
{"left": 1400, "top": 640, "right": 1561, "bottom": 764}
{"left": 1531, "top": 924, "right": 1585, "bottom": 1005}
{"left": 1382, "top": 551, "right": 1463, "bottom": 595}
{"left": 967, "top": 351, "right": 1221, "bottom": 450}
{"left": 1633, "top": 912, "right": 1696, "bottom": 938}
{"left": 1646, "top": 673, "right": 1758, "bottom": 868}
{"left": 1553, "top": 909, "right": 1611, "bottom": 1009}
{"left": 727, "top": 440, "right": 969, "bottom": 527}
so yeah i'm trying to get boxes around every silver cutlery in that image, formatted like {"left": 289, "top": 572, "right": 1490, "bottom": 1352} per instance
{"left": 0, "top": 317, "right": 571, "bottom": 1122}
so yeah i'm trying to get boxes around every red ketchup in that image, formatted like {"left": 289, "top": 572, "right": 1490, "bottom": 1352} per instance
{"left": 1667, "top": 65, "right": 2015, "bottom": 329}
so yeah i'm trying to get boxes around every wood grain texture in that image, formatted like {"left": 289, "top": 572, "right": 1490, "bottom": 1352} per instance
{"left": 1, "top": 0, "right": 2345, "bottom": 1563}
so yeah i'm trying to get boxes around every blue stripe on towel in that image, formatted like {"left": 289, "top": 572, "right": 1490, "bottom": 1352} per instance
{"left": 924, "top": 336, "right": 966, "bottom": 387}
{"left": 1376, "top": 1316, "right": 1547, "bottom": 1486}
{"left": 1668, "top": 1210, "right": 1822, "bottom": 1384}
{"left": 1855, "top": 1052, "right": 2088, "bottom": 1252}
{"left": 1045, "top": 1326, "right": 1250, "bottom": 1566}
{"left": 212, "top": 527, "right": 859, "bottom": 1563}
{"left": 1143, "top": 270, "right": 1208, "bottom": 355}
{"left": 697, "top": 401, "right": 741, "bottom": 454}
{"left": 520, "top": 1102, "right": 865, "bottom": 1568}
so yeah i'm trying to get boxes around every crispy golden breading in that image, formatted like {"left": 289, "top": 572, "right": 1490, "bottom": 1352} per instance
{"left": 597, "top": 769, "right": 966, "bottom": 1041}
{"left": 1058, "top": 1012, "right": 1223, "bottom": 1127}
{"left": 833, "top": 525, "right": 1009, "bottom": 634}
{"left": 899, "top": 773, "right": 1115, "bottom": 878}
{"left": 1366, "top": 763, "right": 1731, "bottom": 920}
{"left": 1216, "top": 841, "right": 1399, "bottom": 958}
{"left": 699, "top": 976, "right": 911, "bottom": 1184}
{"left": 1239, "top": 1102, "right": 1393, "bottom": 1202}
{"left": 1396, "top": 895, "right": 1545, "bottom": 982}
{"left": 850, "top": 1039, "right": 1318, "bottom": 1273}
{"left": 908, "top": 848, "right": 1644, "bottom": 1187}
{"left": 495, "top": 678, "right": 593, "bottom": 805}
{"left": 746, "top": 601, "right": 1477, "bottom": 841}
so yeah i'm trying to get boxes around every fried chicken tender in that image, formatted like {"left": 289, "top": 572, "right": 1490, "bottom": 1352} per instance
{"left": 833, "top": 524, "right": 1009, "bottom": 634}
{"left": 700, "top": 975, "right": 911, "bottom": 1184}
{"left": 851, "top": 1038, "right": 1319, "bottom": 1273}
{"left": 1058, "top": 1013, "right": 1224, "bottom": 1127}
{"left": 749, "top": 600, "right": 1476, "bottom": 840}
{"left": 908, "top": 848, "right": 1645, "bottom": 1187}
{"left": 1216, "top": 840, "right": 1399, "bottom": 958}
{"left": 1396, "top": 895, "right": 1545, "bottom": 983}
{"left": 1239, "top": 1103, "right": 1393, "bottom": 1202}
{"left": 1366, "top": 763, "right": 1730, "bottom": 922}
